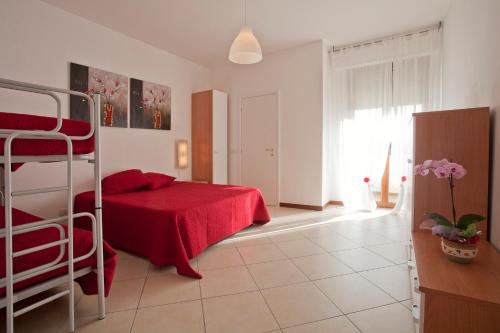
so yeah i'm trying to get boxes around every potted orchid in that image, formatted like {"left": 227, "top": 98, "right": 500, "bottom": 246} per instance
{"left": 414, "top": 159, "right": 484, "bottom": 263}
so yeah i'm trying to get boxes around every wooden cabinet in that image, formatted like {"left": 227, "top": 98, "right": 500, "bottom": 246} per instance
{"left": 191, "top": 90, "right": 228, "bottom": 184}
{"left": 410, "top": 107, "right": 500, "bottom": 333}
{"left": 409, "top": 233, "right": 500, "bottom": 333}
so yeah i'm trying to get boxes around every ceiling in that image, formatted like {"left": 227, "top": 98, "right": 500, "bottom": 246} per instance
{"left": 41, "top": 0, "right": 451, "bottom": 68}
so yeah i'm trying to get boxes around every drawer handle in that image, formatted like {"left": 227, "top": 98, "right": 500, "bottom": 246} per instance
{"left": 413, "top": 277, "right": 420, "bottom": 293}
{"left": 412, "top": 304, "right": 420, "bottom": 322}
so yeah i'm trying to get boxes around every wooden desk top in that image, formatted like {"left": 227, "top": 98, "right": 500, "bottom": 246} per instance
{"left": 412, "top": 231, "right": 500, "bottom": 307}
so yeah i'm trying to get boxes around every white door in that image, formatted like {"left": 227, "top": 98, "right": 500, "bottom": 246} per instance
{"left": 241, "top": 93, "right": 279, "bottom": 205}
{"left": 212, "top": 90, "right": 228, "bottom": 184}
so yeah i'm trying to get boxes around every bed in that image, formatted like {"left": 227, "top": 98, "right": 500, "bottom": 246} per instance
{"left": 0, "top": 206, "right": 116, "bottom": 297}
{"left": 74, "top": 181, "right": 270, "bottom": 278}
{"left": 0, "top": 111, "right": 94, "bottom": 170}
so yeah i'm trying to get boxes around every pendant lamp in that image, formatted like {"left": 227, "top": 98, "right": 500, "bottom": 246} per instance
{"left": 229, "top": 0, "right": 262, "bottom": 64}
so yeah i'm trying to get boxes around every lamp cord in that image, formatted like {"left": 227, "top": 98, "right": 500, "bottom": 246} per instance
{"left": 244, "top": 0, "right": 246, "bottom": 25}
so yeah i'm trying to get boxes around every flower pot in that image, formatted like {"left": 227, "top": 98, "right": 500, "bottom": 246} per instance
{"left": 441, "top": 238, "right": 478, "bottom": 264}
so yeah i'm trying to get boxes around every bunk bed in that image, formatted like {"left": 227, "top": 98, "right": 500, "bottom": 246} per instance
{"left": 0, "top": 78, "right": 114, "bottom": 333}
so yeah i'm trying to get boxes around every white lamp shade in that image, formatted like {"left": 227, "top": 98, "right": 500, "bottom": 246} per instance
{"left": 176, "top": 139, "right": 189, "bottom": 169}
{"left": 229, "top": 26, "right": 263, "bottom": 64}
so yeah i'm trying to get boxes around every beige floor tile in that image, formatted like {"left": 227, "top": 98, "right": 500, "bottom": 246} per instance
{"left": 283, "top": 316, "right": 360, "bottom": 333}
{"left": 203, "top": 291, "right": 279, "bottom": 333}
{"left": 292, "top": 253, "right": 353, "bottom": 280}
{"left": 197, "top": 247, "right": 245, "bottom": 270}
{"left": 331, "top": 248, "right": 393, "bottom": 271}
{"left": 275, "top": 239, "right": 325, "bottom": 258}
{"left": 362, "top": 215, "right": 407, "bottom": 227}
{"left": 328, "top": 224, "right": 364, "bottom": 235}
{"left": 367, "top": 242, "right": 409, "bottom": 264}
{"left": 139, "top": 273, "right": 200, "bottom": 308}
{"left": 262, "top": 282, "right": 342, "bottom": 328}
{"left": 238, "top": 243, "right": 287, "bottom": 264}
{"left": 210, "top": 239, "right": 237, "bottom": 249}
{"left": 113, "top": 258, "right": 150, "bottom": 281}
{"left": 268, "top": 230, "right": 306, "bottom": 243}
{"left": 348, "top": 303, "right": 413, "bottom": 333}
{"left": 200, "top": 266, "right": 258, "bottom": 298}
{"left": 400, "top": 299, "right": 413, "bottom": 310}
{"left": 338, "top": 232, "right": 392, "bottom": 246}
{"left": 308, "top": 234, "right": 361, "bottom": 252}
{"left": 315, "top": 274, "right": 394, "bottom": 313}
{"left": 147, "top": 258, "right": 198, "bottom": 277}
{"left": 378, "top": 226, "right": 411, "bottom": 242}
{"left": 397, "top": 263, "right": 411, "bottom": 271}
{"left": 231, "top": 235, "right": 273, "bottom": 247}
{"left": 360, "top": 266, "right": 411, "bottom": 301}
{"left": 132, "top": 300, "right": 204, "bottom": 333}
{"left": 67, "top": 310, "right": 135, "bottom": 333}
{"left": 75, "top": 278, "right": 145, "bottom": 317}
{"left": 247, "top": 259, "right": 308, "bottom": 289}
{"left": 300, "top": 225, "right": 337, "bottom": 239}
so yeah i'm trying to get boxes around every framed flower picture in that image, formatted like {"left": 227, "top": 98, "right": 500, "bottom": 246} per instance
{"left": 69, "top": 63, "right": 129, "bottom": 128}
{"left": 130, "top": 78, "right": 171, "bottom": 130}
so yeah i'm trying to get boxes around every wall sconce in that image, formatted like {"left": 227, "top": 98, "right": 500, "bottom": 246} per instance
{"left": 176, "top": 139, "right": 189, "bottom": 169}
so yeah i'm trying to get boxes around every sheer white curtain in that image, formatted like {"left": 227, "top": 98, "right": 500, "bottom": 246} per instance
{"left": 330, "top": 28, "right": 442, "bottom": 210}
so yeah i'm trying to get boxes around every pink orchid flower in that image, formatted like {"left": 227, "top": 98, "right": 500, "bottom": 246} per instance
{"left": 434, "top": 166, "right": 451, "bottom": 179}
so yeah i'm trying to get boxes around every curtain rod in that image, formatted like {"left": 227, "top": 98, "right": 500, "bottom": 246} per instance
{"left": 329, "top": 21, "right": 442, "bottom": 53}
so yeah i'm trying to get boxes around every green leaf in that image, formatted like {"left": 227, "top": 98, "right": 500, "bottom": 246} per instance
{"left": 423, "top": 212, "right": 453, "bottom": 227}
{"left": 457, "top": 214, "right": 485, "bottom": 230}
{"left": 459, "top": 224, "right": 477, "bottom": 238}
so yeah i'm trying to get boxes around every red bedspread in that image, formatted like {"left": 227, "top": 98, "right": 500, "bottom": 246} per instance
{"left": 74, "top": 182, "right": 270, "bottom": 278}
{"left": 0, "top": 207, "right": 116, "bottom": 296}
{"left": 0, "top": 112, "right": 94, "bottom": 171}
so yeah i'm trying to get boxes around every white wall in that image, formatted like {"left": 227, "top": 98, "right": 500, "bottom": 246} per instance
{"left": 0, "top": 0, "right": 210, "bottom": 217}
{"left": 442, "top": 0, "right": 500, "bottom": 248}
{"left": 211, "top": 41, "right": 326, "bottom": 207}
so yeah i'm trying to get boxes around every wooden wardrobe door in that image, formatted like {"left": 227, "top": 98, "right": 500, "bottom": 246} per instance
{"left": 192, "top": 91, "right": 213, "bottom": 183}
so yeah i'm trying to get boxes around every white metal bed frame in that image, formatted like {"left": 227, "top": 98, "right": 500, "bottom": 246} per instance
{"left": 0, "top": 78, "right": 105, "bottom": 333}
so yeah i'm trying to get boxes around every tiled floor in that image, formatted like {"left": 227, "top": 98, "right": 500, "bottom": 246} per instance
{"left": 4, "top": 206, "right": 415, "bottom": 333}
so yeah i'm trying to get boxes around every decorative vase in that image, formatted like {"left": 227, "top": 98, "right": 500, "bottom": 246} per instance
{"left": 441, "top": 238, "right": 478, "bottom": 264}
{"left": 153, "top": 110, "right": 161, "bottom": 129}
{"left": 103, "top": 103, "right": 114, "bottom": 127}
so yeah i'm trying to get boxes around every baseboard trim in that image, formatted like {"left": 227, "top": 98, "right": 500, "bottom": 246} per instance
{"left": 279, "top": 202, "right": 324, "bottom": 211}
{"left": 328, "top": 200, "right": 344, "bottom": 206}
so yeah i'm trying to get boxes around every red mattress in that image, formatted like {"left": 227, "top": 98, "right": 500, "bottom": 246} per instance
{"left": 74, "top": 182, "right": 271, "bottom": 278}
{"left": 0, "top": 206, "right": 116, "bottom": 297}
{"left": 0, "top": 112, "right": 94, "bottom": 170}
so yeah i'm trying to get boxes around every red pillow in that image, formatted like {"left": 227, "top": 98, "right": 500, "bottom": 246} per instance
{"left": 102, "top": 169, "right": 152, "bottom": 194}
{"left": 145, "top": 172, "right": 176, "bottom": 190}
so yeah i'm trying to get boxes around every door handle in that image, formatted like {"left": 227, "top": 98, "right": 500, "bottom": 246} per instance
{"left": 265, "top": 148, "right": 274, "bottom": 152}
